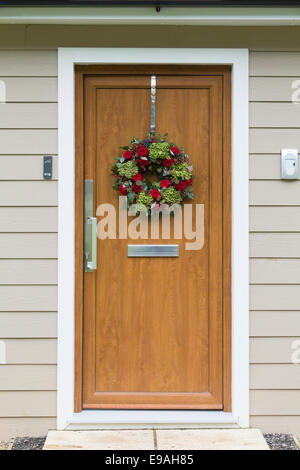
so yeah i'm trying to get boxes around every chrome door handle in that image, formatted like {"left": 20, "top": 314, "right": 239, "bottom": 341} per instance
{"left": 86, "top": 216, "right": 97, "bottom": 271}
{"left": 84, "top": 179, "right": 97, "bottom": 272}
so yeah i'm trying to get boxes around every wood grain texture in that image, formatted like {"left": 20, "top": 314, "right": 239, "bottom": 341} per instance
{"left": 76, "top": 65, "right": 231, "bottom": 411}
{"left": 222, "top": 68, "right": 232, "bottom": 413}
{"left": 74, "top": 69, "right": 84, "bottom": 412}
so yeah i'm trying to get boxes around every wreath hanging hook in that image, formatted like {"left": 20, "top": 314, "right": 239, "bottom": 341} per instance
{"left": 150, "top": 75, "right": 156, "bottom": 135}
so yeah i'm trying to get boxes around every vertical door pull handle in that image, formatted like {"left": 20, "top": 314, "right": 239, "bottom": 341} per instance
{"left": 84, "top": 179, "right": 97, "bottom": 272}
{"left": 86, "top": 216, "right": 97, "bottom": 271}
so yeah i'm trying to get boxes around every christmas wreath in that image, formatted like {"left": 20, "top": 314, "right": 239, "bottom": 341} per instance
{"left": 112, "top": 133, "right": 194, "bottom": 214}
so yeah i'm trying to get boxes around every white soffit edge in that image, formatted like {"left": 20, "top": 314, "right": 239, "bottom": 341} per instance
{"left": 1, "top": 7, "right": 300, "bottom": 25}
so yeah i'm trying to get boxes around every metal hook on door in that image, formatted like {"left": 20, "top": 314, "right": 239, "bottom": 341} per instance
{"left": 150, "top": 75, "right": 156, "bottom": 135}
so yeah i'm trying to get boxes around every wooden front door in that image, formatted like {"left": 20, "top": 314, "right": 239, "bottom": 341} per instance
{"left": 75, "top": 65, "right": 231, "bottom": 411}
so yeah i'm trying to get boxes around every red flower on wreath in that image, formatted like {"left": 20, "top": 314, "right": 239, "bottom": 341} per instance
{"left": 132, "top": 172, "right": 142, "bottom": 182}
{"left": 186, "top": 178, "right": 192, "bottom": 186}
{"left": 132, "top": 183, "right": 142, "bottom": 194}
{"left": 170, "top": 146, "right": 180, "bottom": 155}
{"left": 175, "top": 181, "right": 187, "bottom": 191}
{"left": 163, "top": 158, "right": 174, "bottom": 167}
{"left": 138, "top": 157, "right": 150, "bottom": 168}
{"left": 150, "top": 189, "right": 161, "bottom": 200}
{"left": 160, "top": 179, "right": 171, "bottom": 189}
{"left": 123, "top": 150, "right": 132, "bottom": 160}
{"left": 137, "top": 146, "right": 149, "bottom": 157}
{"left": 118, "top": 185, "right": 128, "bottom": 195}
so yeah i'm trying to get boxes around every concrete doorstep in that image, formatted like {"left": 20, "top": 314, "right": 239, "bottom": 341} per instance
{"left": 43, "top": 429, "right": 269, "bottom": 450}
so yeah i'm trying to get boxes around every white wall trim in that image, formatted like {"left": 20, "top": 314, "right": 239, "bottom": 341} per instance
{"left": 57, "top": 47, "right": 249, "bottom": 430}
{"left": 1, "top": 7, "right": 300, "bottom": 25}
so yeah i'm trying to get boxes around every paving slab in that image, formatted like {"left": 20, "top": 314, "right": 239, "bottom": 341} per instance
{"left": 43, "top": 430, "right": 154, "bottom": 450}
{"left": 156, "top": 429, "right": 269, "bottom": 450}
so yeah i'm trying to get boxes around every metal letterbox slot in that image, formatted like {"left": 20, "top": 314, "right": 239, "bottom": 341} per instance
{"left": 128, "top": 244, "right": 179, "bottom": 257}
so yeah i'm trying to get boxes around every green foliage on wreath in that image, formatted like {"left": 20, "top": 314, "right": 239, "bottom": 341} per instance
{"left": 148, "top": 142, "right": 170, "bottom": 160}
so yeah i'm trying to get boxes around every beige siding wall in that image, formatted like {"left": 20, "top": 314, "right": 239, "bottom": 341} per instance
{"left": 250, "top": 51, "right": 300, "bottom": 435}
{"left": 0, "top": 27, "right": 300, "bottom": 439}
{"left": 0, "top": 50, "right": 58, "bottom": 439}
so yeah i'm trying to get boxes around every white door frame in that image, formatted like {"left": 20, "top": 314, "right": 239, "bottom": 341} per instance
{"left": 57, "top": 47, "right": 249, "bottom": 430}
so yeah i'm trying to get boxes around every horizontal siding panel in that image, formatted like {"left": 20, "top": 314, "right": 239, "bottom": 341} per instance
{"left": 250, "top": 52, "right": 300, "bottom": 76}
{"left": 1, "top": 181, "right": 57, "bottom": 206}
{"left": 250, "top": 233, "right": 300, "bottom": 258}
{"left": 0, "top": 103, "right": 57, "bottom": 129}
{"left": 250, "top": 207, "right": 300, "bottom": 232}
{"left": 0, "top": 312, "right": 57, "bottom": 338}
{"left": 2, "top": 339, "right": 57, "bottom": 364}
{"left": 0, "top": 260, "right": 57, "bottom": 285}
{"left": 250, "top": 181, "right": 300, "bottom": 206}
{"left": 0, "top": 181, "right": 57, "bottom": 206}
{"left": 250, "top": 416, "right": 300, "bottom": 435}
{"left": 0, "top": 417, "right": 56, "bottom": 440}
{"left": 0, "top": 130, "right": 57, "bottom": 154}
{"left": 250, "top": 390, "right": 300, "bottom": 415}
{"left": 250, "top": 285, "right": 300, "bottom": 310}
{"left": 250, "top": 77, "right": 300, "bottom": 102}
{"left": 250, "top": 154, "right": 281, "bottom": 180}
{"left": 0, "top": 156, "right": 58, "bottom": 180}
{"left": 0, "top": 365, "right": 56, "bottom": 390}
{"left": 0, "top": 50, "right": 57, "bottom": 77}
{"left": 250, "top": 364, "right": 300, "bottom": 389}
{"left": 250, "top": 129, "right": 300, "bottom": 154}
{"left": 250, "top": 311, "right": 300, "bottom": 337}
{"left": 0, "top": 77, "right": 57, "bottom": 102}
{"left": 0, "top": 208, "right": 57, "bottom": 232}
{"left": 0, "top": 391, "right": 56, "bottom": 417}
{"left": 250, "top": 259, "right": 300, "bottom": 284}
{"left": 250, "top": 338, "right": 298, "bottom": 364}
{"left": 0, "top": 234, "right": 57, "bottom": 259}
{"left": 250, "top": 102, "right": 300, "bottom": 128}
{"left": 0, "top": 286, "right": 57, "bottom": 311}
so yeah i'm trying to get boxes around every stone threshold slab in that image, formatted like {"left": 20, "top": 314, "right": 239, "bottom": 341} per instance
{"left": 44, "top": 428, "right": 269, "bottom": 450}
